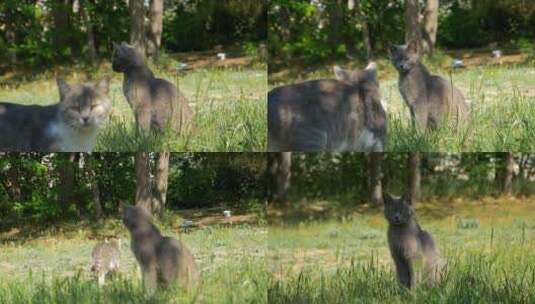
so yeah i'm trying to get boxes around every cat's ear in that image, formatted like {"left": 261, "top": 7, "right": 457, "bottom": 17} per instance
{"left": 56, "top": 78, "right": 70, "bottom": 102}
{"left": 362, "top": 62, "right": 378, "bottom": 83}
{"left": 333, "top": 66, "right": 350, "bottom": 81}
{"left": 383, "top": 192, "right": 393, "bottom": 205}
{"left": 401, "top": 192, "right": 412, "bottom": 205}
{"left": 406, "top": 40, "right": 419, "bottom": 54}
{"left": 387, "top": 43, "right": 398, "bottom": 57}
{"left": 96, "top": 77, "right": 110, "bottom": 95}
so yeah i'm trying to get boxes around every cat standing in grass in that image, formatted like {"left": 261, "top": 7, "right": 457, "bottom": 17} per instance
{"left": 0, "top": 78, "right": 111, "bottom": 151}
{"left": 384, "top": 192, "right": 444, "bottom": 289}
{"left": 91, "top": 239, "right": 121, "bottom": 286}
{"left": 111, "top": 42, "right": 193, "bottom": 135}
{"left": 389, "top": 40, "right": 469, "bottom": 132}
{"left": 122, "top": 205, "right": 199, "bottom": 292}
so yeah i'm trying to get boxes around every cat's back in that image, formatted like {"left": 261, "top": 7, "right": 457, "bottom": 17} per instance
{"left": 0, "top": 102, "right": 58, "bottom": 151}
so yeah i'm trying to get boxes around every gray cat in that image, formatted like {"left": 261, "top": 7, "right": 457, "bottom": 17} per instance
{"left": 384, "top": 192, "right": 444, "bottom": 289}
{"left": 268, "top": 63, "right": 387, "bottom": 152}
{"left": 122, "top": 205, "right": 199, "bottom": 291}
{"left": 112, "top": 42, "right": 193, "bottom": 135}
{"left": 0, "top": 78, "right": 111, "bottom": 152}
{"left": 389, "top": 40, "right": 469, "bottom": 132}
{"left": 91, "top": 239, "right": 121, "bottom": 286}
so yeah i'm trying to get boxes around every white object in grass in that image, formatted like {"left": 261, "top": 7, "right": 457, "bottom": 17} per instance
{"left": 451, "top": 59, "right": 464, "bottom": 68}
{"left": 223, "top": 210, "right": 232, "bottom": 218}
{"left": 217, "top": 53, "right": 226, "bottom": 61}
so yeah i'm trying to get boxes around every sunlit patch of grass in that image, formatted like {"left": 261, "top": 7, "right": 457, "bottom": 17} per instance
{"left": 0, "top": 212, "right": 268, "bottom": 303}
{"left": 0, "top": 66, "right": 266, "bottom": 152}
{"left": 270, "top": 59, "right": 535, "bottom": 152}
{"left": 268, "top": 198, "right": 535, "bottom": 303}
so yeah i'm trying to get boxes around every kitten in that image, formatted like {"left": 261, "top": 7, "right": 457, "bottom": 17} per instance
{"left": 389, "top": 40, "right": 469, "bottom": 132}
{"left": 0, "top": 78, "right": 111, "bottom": 152}
{"left": 91, "top": 239, "right": 121, "bottom": 286}
{"left": 122, "top": 205, "right": 200, "bottom": 291}
{"left": 112, "top": 42, "right": 193, "bottom": 135}
{"left": 384, "top": 192, "right": 444, "bottom": 289}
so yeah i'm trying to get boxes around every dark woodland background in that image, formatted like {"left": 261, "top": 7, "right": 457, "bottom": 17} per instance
{"left": 0, "top": 0, "right": 267, "bottom": 69}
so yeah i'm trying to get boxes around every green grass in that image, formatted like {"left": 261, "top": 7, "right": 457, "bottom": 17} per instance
{"left": 0, "top": 64, "right": 267, "bottom": 152}
{"left": 268, "top": 197, "right": 535, "bottom": 303}
{"left": 0, "top": 215, "right": 267, "bottom": 303}
{"left": 269, "top": 58, "right": 535, "bottom": 152}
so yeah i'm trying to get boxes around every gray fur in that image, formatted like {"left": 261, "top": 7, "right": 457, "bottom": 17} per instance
{"left": 122, "top": 205, "right": 199, "bottom": 291}
{"left": 91, "top": 239, "right": 121, "bottom": 286}
{"left": 389, "top": 41, "right": 469, "bottom": 132}
{"left": 0, "top": 78, "right": 111, "bottom": 152}
{"left": 112, "top": 42, "right": 193, "bottom": 134}
{"left": 383, "top": 192, "right": 444, "bottom": 289}
{"left": 268, "top": 63, "right": 386, "bottom": 152}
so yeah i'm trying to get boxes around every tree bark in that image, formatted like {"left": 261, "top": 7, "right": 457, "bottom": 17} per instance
{"left": 147, "top": 0, "right": 164, "bottom": 59}
{"left": 152, "top": 152, "right": 169, "bottom": 217}
{"left": 496, "top": 153, "right": 515, "bottom": 194}
{"left": 129, "top": 0, "right": 146, "bottom": 57}
{"left": 422, "top": 0, "right": 439, "bottom": 55}
{"left": 407, "top": 152, "right": 421, "bottom": 202}
{"left": 80, "top": 0, "right": 97, "bottom": 65}
{"left": 368, "top": 153, "right": 383, "bottom": 205}
{"left": 268, "top": 153, "right": 292, "bottom": 205}
{"left": 135, "top": 152, "right": 152, "bottom": 213}
{"left": 351, "top": 0, "right": 373, "bottom": 60}
{"left": 404, "top": 0, "right": 421, "bottom": 46}
{"left": 52, "top": 0, "right": 73, "bottom": 50}
{"left": 92, "top": 179, "right": 102, "bottom": 218}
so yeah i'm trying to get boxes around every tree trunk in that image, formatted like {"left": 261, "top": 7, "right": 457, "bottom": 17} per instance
{"left": 328, "top": 0, "right": 345, "bottom": 47}
{"left": 407, "top": 152, "right": 421, "bottom": 201}
{"left": 152, "top": 152, "right": 169, "bottom": 217}
{"left": 135, "top": 152, "right": 152, "bottom": 213}
{"left": 147, "top": 0, "right": 164, "bottom": 59}
{"left": 129, "top": 0, "right": 146, "bottom": 57}
{"left": 57, "top": 153, "right": 81, "bottom": 216}
{"left": 80, "top": 0, "right": 97, "bottom": 65}
{"left": 368, "top": 153, "right": 383, "bottom": 205}
{"left": 404, "top": 0, "right": 421, "bottom": 46}
{"left": 92, "top": 179, "right": 102, "bottom": 218}
{"left": 352, "top": 0, "right": 373, "bottom": 60}
{"left": 52, "top": 0, "right": 72, "bottom": 50}
{"left": 268, "top": 153, "right": 292, "bottom": 205}
{"left": 496, "top": 153, "right": 515, "bottom": 194}
{"left": 422, "top": 0, "right": 439, "bottom": 55}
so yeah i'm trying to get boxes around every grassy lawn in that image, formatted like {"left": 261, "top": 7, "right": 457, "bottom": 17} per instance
{"left": 0, "top": 56, "right": 267, "bottom": 152}
{"left": 268, "top": 197, "right": 535, "bottom": 303}
{"left": 269, "top": 52, "right": 535, "bottom": 152}
{"left": 0, "top": 211, "right": 267, "bottom": 303}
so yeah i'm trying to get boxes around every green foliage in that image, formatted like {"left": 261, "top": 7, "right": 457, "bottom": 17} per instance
{"left": 0, "top": 1, "right": 265, "bottom": 68}
{"left": 0, "top": 153, "right": 266, "bottom": 228}
{"left": 284, "top": 153, "right": 535, "bottom": 206}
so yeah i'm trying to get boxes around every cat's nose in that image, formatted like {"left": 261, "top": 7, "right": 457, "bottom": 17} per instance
{"left": 393, "top": 214, "right": 400, "bottom": 222}
{"left": 82, "top": 117, "right": 90, "bottom": 124}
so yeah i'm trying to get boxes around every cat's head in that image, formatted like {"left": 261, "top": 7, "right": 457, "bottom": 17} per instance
{"left": 383, "top": 192, "right": 415, "bottom": 226}
{"left": 122, "top": 205, "right": 153, "bottom": 231}
{"left": 57, "top": 78, "right": 111, "bottom": 131}
{"left": 388, "top": 40, "right": 420, "bottom": 73}
{"left": 333, "top": 62, "right": 381, "bottom": 105}
{"left": 112, "top": 42, "right": 144, "bottom": 72}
